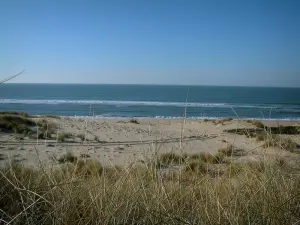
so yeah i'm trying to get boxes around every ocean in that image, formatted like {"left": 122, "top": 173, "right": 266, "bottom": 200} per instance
{"left": 1, "top": 84, "right": 300, "bottom": 121}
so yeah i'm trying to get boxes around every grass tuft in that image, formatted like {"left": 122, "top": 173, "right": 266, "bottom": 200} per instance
{"left": 1, "top": 157, "right": 300, "bottom": 224}
{"left": 58, "top": 152, "right": 78, "bottom": 163}
{"left": 263, "top": 135, "right": 297, "bottom": 152}
{"left": 129, "top": 118, "right": 140, "bottom": 124}
{"left": 184, "top": 160, "right": 208, "bottom": 173}
{"left": 57, "top": 132, "right": 73, "bottom": 142}
{"left": 158, "top": 153, "right": 187, "bottom": 164}
{"left": 252, "top": 120, "right": 264, "bottom": 128}
{"left": 76, "top": 133, "right": 85, "bottom": 141}
{"left": 189, "top": 152, "right": 225, "bottom": 164}
{"left": 217, "top": 144, "right": 245, "bottom": 156}
{"left": 0, "top": 114, "right": 35, "bottom": 134}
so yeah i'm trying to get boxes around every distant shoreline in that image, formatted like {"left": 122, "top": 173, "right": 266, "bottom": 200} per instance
{"left": 32, "top": 114, "right": 300, "bottom": 124}
{"left": 3, "top": 83, "right": 300, "bottom": 88}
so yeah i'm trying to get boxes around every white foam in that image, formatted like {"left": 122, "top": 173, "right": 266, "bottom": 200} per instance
{"left": 58, "top": 115, "right": 300, "bottom": 121}
{"left": 0, "top": 99, "right": 280, "bottom": 109}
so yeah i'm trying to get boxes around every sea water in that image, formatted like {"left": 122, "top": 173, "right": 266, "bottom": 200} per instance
{"left": 1, "top": 84, "right": 300, "bottom": 121}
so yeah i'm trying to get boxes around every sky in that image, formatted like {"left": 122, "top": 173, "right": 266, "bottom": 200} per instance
{"left": 0, "top": 0, "right": 299, "bottom": 87}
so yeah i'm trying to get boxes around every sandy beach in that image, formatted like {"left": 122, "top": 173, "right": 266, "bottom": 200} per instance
{"left": 1, "top": 116, "right": 299, "bottom": 168}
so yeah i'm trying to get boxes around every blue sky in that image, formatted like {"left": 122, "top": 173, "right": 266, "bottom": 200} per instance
{"left": 0, "top": 0, "right": 299, "bottom": 86}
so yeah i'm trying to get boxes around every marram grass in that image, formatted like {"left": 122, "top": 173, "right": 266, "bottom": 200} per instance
{"left": 1, "top": 156, "right": 300, "bottom": 225}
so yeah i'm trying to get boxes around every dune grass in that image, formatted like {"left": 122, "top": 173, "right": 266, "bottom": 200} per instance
{"left": 158, "top": 152, "right": 187, "bottom": 164}
{"left": 57, "top": 132, "right": 73, "bottom": 142}
{"left": 76, "top": 133, "right": 86, "bottom": 141}
{"left": 217, "top": 144, "right": 245, "bottom": 156}
{"left": 1, "top": 113, "right": 300, "bottom": 224}
{"left": 263, "top": 135, "right": 297, "bottom": 152}
{"left": 0, "top": 113, "right": 60, "bottom": 140}
{"left": 0, "top": 114, "right": 36, "bottom": 134}
{"left": 189, "top": 152, "right": 225, "bottom": 164}
{"left": 0, "top": 111, "right": 29, "bottom": 117}
{"left": 129, "top": 118, "right": 140, "bottom": 124}
{"left": 1, "top": 156, "right": 300, "bottom": 224}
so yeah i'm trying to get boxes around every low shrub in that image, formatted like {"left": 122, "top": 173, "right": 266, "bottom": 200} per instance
{"left": 0, "top": 115, "right": 35, "bottom": 134}
{"left": 57, "top": 132, "right": 73, "bottom": 142}
{"left": 129, "top": 118, "right": 140, "bottom": 124}
{"left": 0, "top": 111, "right": 29, "bottom": 117}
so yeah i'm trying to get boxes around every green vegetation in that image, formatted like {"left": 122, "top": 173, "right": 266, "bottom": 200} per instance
{"left": 0, "top": 111, "right": 29, "bottom": 117}
{"left": 0, "top": 113, "right": 60, "bottom": 140}
{"left": 0, "top": 114, "right": 35, "bottom": 134}
{"left": 225, "top": 125, "right": 300, "bottom": 139}
{"left": 57, "top": 132, "right": 73, "bottom": 142}
{"left": 36, "top": 119, "right": 57, "bottom": 139}
{"left": 42, "top": 114, "right": 61, "bottom": 119}
{"left": 252, "top": 120, "right": 264, "bottom": 128}
{"left": 225, "top": 127, "right": 262, "bottom": 137}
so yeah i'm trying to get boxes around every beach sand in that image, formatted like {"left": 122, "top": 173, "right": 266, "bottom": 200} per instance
{"left": 0, "top": 117, "right": 299, "bottom": 168}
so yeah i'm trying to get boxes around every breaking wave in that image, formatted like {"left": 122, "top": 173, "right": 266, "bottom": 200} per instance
{"left": 0, "top": 99, "right": 286, "bottom": 109}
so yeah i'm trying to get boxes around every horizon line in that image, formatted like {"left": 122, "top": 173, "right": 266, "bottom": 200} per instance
{"left": 3, "top": 82, "right": 300, "bottom": 88}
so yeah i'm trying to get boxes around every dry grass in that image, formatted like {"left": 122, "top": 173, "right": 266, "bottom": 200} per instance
{"left": 42, "top": 114, "right": 61, "bottom": 119}
{"left": 158, "top": 152, "right": 187, "bottom": 165}
{"left": 189, "top": 152, "right": 225, "bottom": 164}
{"left": 58, "top": 152, "right": 78, "bottom": 163}
{"left": 57, "top": 132, "right": 73, "bottom": 142}
{"left": 129, "top": 118, "right": 140, "bottom": 124}
{"left": 1, "top": 114, "right": 300, "bottom": 224}
{"left": 217, "top": 144, "right": 245, "bottom": 156}
{"left": 263, "top": 135, "right": 297, "bottom": 152}
{"left": 184, "top": 160, "right": 208, "bottom": 173}
{"left": 252, "top": 120, "right": 264, "bottom": 128}
{"left": 1, "top": 157, "right": 300, "bottom": 224}
{"left": 76, "top": 133, "right": 86, "bottom": 141}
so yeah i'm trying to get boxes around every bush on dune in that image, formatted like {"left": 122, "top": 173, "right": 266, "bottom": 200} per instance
{"left": 129, "top": 118, "right": 140, "bottom": 124}
{"left": 0, "top": 111, "right": 29, "bottom": 117}
{"left": 0, "top": 113, "right": 59, "bottom": 139}
{"left": 0, "top": 114, "right": 35, "bottom": 134}
{"left": 57, "top": 132, "right": 73, "bottom": 142}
